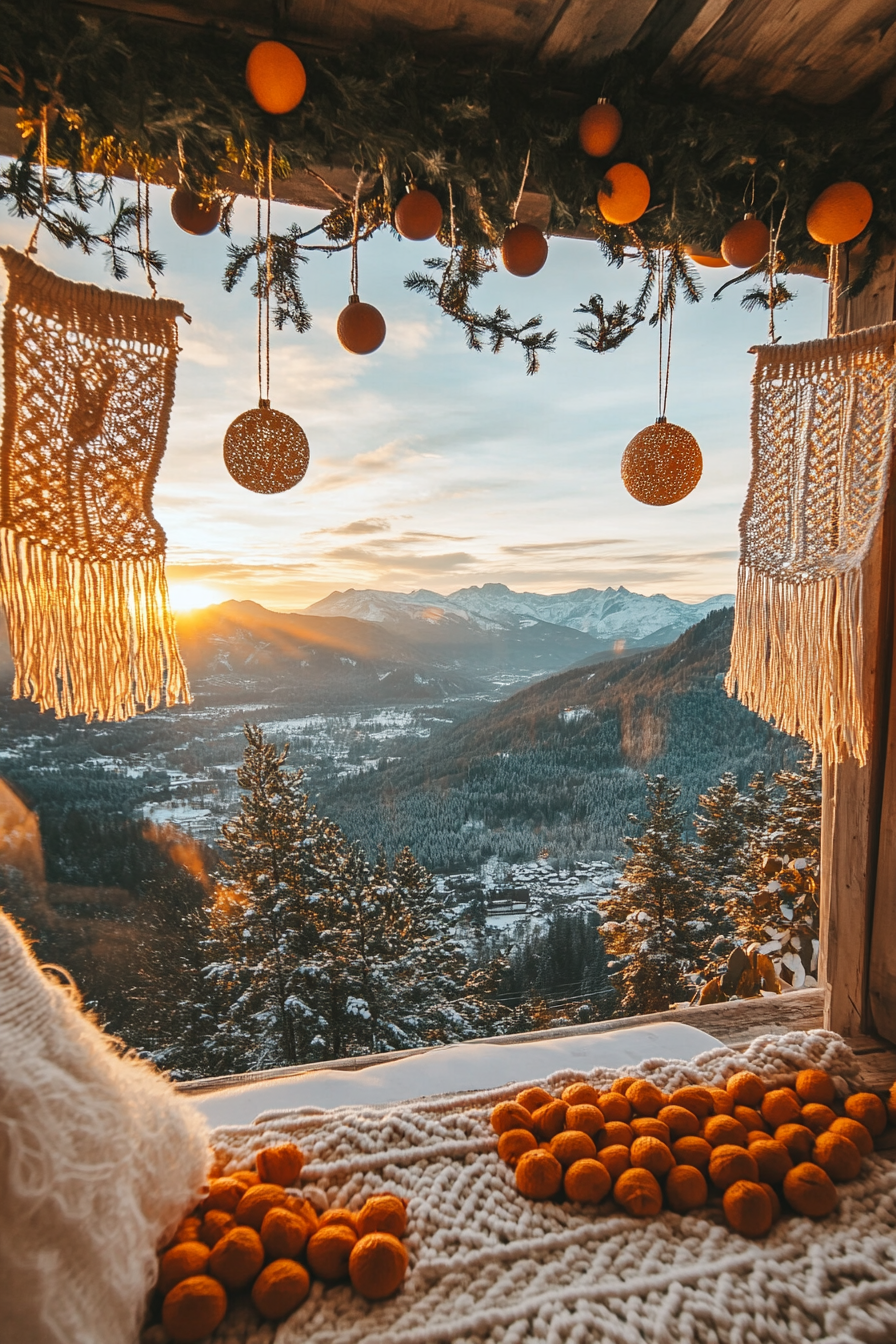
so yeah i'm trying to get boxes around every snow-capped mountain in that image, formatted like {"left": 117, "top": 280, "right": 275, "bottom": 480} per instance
{"left": 304, "top": 583, "right": 734, "bottom": 646}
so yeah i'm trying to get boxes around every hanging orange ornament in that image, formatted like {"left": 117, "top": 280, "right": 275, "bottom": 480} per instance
{"left": 337, "top": 296, "right": 386, "bottom": 354}
{"left": 622, "top": 419, "right": 702, "bottom": 505}
{"left": 224, "top": 404, "right": 309, "bottom": 493}
{"left": 720, "top": 215, "right": 770, "bottom": 268}
{"left": 246, "top": 41, "right": 307, "bottom": 115}
{"left": 578, "top": 100, "right": 623, "bottom": 158}
{"left": 501, "top": 222, "right": 548, "bottom": 277}
{"left": 621, "top": 249, "right": 701, "bottom": 506}
{"left": 597, "top": 163, "right": 650, "bottom": 226}
{"left": 338, "top": 180, "right": 386, "bottom": 354}
{"left": 224, "top": 150, "right": 309, "bottom": 494}
{"left": 394, "top": 188, "right": 443, "bottom": 241}
{"left": 807, "top": 181, "right": 873, "bottom": 245}
{"left": 170, "top": 187, "right": 221, "bottom": 236}
{"left": 684, "top": 245, "right": 727, "bottom": 269}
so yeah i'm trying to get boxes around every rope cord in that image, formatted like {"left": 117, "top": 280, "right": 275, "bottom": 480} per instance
{"left": 256, "top": 186, "right": 263, "bottom": 405}
{"left": 656, "top": 250, "right": 674, "bottom": 420}
{"left": 350, "top": 172, "right": 362, "bottom": 298}
{"left": 828, "top": 243, "right": 842, "bottom": 337}
{"left": 511, "top": 147, "right": 531, "bottom": 222}
{"left": 140, "top": 179, "right": 157, "bottom": 300}
{"left": 25, "top": 106, "right": 49, "bottom": 257}
{"left": 767, "top": 198, "right": 788, "bottom": 345}
{"left": 265, "top": 142, "right": 273, "bottom": 403}
{"left": 448, "top": 182, "right": 457, "bottom": 250}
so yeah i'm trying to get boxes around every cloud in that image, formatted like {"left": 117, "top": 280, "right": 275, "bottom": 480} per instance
{"left": 306, "top": 438, "right": 436, "bottom": 493}
{"left": 384, "top": 316, "right": 437, "bottom": 355}
{"left": 401, "top": 530, "right": 476, "bottom": 542}
{"left": 329, "top": 518, "right": 392, "bottom": 535}
{"left": 325, "top": 545, "right": 479, "bottom": 573}
{"left": 501, "top": 538, "right": 630, "bottom": 556}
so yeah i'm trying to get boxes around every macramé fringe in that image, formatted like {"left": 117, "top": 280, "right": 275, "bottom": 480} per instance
{"left": 0, "top": 529, "right": 190, "bottom": 722}
{"left": 724, "top": 562, "right": 866, "bottom": 766}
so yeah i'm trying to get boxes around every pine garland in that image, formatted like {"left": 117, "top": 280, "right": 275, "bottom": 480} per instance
{"left": 1, "top": 1, "right": 893, "bottom": 368}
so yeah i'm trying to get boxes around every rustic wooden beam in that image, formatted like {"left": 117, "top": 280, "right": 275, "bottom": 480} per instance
{"left": 819, "top": 249, "right": 896, "bottom": 1041}
{"left": 869, "top": 538, "right": 896, "bottom": 1043}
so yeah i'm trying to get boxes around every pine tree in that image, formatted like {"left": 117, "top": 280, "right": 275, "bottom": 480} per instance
{"left": 601, "top": 775, "right": 701, "bottom": 1015}
{"left": 200, "top": 725, "right": 345, "bottom": 1070}
{"left": 694, "top": 771, "right": 748, "bottom": 889}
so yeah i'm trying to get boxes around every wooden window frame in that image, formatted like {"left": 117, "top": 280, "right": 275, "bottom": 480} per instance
{"left": 820, "top": 251, "right": 896, "bottom": 1042}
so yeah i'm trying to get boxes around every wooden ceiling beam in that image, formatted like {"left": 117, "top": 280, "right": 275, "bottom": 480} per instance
{"left": 50, "top": 0, "right": 896, "bottom": 102}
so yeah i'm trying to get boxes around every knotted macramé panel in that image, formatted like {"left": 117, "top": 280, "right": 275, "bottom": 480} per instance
{"left": 726, "top": 323, "right": 896, "bottom": 765}
{"left": 0, "top": 248, "right": 190, "bottom": 721}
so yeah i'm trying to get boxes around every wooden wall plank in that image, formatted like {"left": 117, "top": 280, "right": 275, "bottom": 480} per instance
{"left": 870, "top": 638, "right": 896, "bottom": 1041}
{"left": 819, "top": 249, "right": 896, "bottom": 1041}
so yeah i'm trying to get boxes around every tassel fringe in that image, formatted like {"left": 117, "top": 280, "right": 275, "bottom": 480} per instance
{"left": 0, "top": 529, "right": 190, "bottom": 722}
{"left": 725, "top": 563, "right": 866, "bottom": 766}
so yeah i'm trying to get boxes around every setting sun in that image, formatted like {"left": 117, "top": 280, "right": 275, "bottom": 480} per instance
{"left": 167, "top": 581, "right": 223, "bottom": 612}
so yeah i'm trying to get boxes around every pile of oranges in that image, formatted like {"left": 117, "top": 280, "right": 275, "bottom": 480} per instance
{"left": 492, "top": 1070, "right": 896, "bottom": 1237}
{"left": 154, "top": 1143, "right": 409, "bottom": 1343}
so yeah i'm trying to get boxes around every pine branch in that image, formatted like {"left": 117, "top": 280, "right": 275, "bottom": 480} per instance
{"left": 574, "top": 294, "right": 643, "bottom": 353}
{"left": 223, "top": 225, "right": 312, "bottom": 334}
{"left": 740, "top": 281, "right": 795, "bottom": 312}
{"left": 405, "top": 244, "right": 556, "bottom": 374}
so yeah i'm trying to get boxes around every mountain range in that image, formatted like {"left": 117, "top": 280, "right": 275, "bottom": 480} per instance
{"left": 304, "top": 583, "right": 733, "bottom": 647}
{"left": 169, "top": 583, "right": 732, "bottom": 706}
{"left": 0, "top": 583, "right": 734, "bottom": 712}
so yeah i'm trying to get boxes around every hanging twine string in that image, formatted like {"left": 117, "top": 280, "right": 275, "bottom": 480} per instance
{"left": 25, "top": 105, "right": 49, "bottom": 257}
{"left": 655, "top": 249, "right": 674, "bottom": 420}
{"left": 448, "top": 182, "right": 457, "bottom": 250}
{"left": 254, "top": 146, "right": 274, "bottom": 406}
{"left": 511, "top": 148, "right": 531, "bottom": 222}
{"left": 828, "top": 244, "right": 842, "bottom": 336}
{"left": 264, "top": 142, "right": 273, "bottom": 403}
{"left": 350, "top": 172, "right": 363, "bottom": 298}
{"left": 255, "top": 185, "right": 264, "bottom": 405}
{"left": 767, "top": 197, "right": 788, "bottom": 345}
{"left": 134, "top": 174, "right": 157, "bottom": 299}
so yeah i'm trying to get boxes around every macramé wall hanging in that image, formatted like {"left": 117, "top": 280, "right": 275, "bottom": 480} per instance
{"left": 725, "top": 321, "right": 896, "bottom": 766}
{"left": 0, "top": 248, "right": 190, "bottom": 722}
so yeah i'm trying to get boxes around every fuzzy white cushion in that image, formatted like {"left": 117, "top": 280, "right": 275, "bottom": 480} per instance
{"left": 0, "top": 911, "right": 209, "bottom": 1344}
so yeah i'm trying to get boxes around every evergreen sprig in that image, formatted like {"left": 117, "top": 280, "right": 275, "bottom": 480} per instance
{"left": 405, "top": 245, "right": 557, "bottom": 374}
{"left": 574, "top": 294, "right": 643, "bottom": 352}
{"left": 223, "top": 223, "right": 312, "bottom": 334}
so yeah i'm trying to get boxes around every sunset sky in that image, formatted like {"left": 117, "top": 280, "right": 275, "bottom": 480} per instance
{"left": 0, "top": 180, "right": 829, "bottom": 612}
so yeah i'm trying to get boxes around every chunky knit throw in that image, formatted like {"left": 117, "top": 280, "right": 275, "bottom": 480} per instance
{"left": 0, "top": 912, "right": 209, "bottom": 1344}
{"left": 190, "top": 1029, "right": 896, "bottom": 1344}
{"left": 726, "top": 323, "right": 896, "bottom": 765}
{"left": 0, "top": 248, "right": 190, "bottom": 721}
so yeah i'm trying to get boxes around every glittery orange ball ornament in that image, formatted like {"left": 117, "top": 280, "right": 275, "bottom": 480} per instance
{"left": 246, "top": 41, "right": 307, "bottom": 115}
{"left": 578, "top": 100, "right": 623, "bottom": 157}
{"left": 224, "top": 403, "right": 309, "bottom": 494}
{"left": 621, "top": 418, "right": 702, "bottom": 506}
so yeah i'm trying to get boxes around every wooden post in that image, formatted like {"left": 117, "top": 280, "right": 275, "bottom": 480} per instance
{"left": 818, "top": 249, "right": 896, "bottom": 1041}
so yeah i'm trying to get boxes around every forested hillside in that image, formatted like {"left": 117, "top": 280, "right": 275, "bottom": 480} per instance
{"left": 324, "top": 608, "right": 803, "bottom": 870}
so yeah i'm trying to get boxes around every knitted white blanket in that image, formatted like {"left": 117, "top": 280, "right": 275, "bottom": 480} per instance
{"left": 201, "top": 1030, "right": 896, "bottom": 1344}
